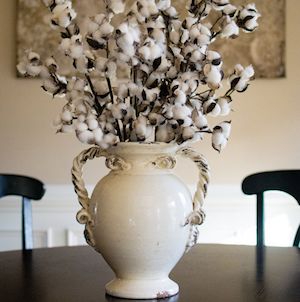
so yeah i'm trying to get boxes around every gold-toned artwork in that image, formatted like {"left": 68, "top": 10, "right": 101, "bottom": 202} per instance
{"left": 17, "top": 0, "right": 285, "bottom": 78}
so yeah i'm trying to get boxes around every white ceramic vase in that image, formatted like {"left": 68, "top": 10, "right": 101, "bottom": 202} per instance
{"left": 72, "top": 142, "right": 209, "bottom": 299}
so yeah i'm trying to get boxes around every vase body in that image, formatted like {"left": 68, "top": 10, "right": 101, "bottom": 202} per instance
{"left": 72, "top": 142, "right": 209, "bottom": 299}
{"left": 89, "top": 143, "right": 192, "bottom": 299}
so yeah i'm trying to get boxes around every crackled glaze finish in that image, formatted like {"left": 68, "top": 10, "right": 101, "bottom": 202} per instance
{"left": 72, "top": 143, "right": 209, "bottom": 299}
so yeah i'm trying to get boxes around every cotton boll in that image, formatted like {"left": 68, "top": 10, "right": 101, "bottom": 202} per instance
{"left": 111, "top": 103, "right": 128, "bottom": 120}
{"left": 151, "top": 29, "right": 165, "bottom": 44}
{"left": 221, "top": 20, "right": 239, "bottom": 38}
{"left": 60, "top": 38, "right": 71, "bottom": 51}
{"left": 162, "top": 104, "right": 174, "bottom": 119}
{"left": 145, "top": 125, "right": 154, "bottom": 141}
{"left": 96, "top": 57, "right": 108, "bottom": 72}
{"left": 189, "top": 79, "right": 199, "bottom": 92}
{"left": 135, "top": 123, "right": 147, "bottom": 140}
{"left": 223, "top": 4, "right": 237, "bottom": 15}
{"left": 99, "top": 22, "right": 114, "bottom": 36}
{"left": 42, "top": 78, "right": 58, "bottom": 94}
{"left": 156, "top": 124, "right": 170, "bottom": 142}
{"left": 234, "top": 79, "right": 248, "bottom": 92}
{"left": 191, "top": 132, "right": 204, "bottom": 142}
{"left": 87, "top": 20, "right": 99, "bottom": 33}
{"left": 150, "top": 44, "right": 163, "bottom": 60}
{"left": 139, "top": 46, "right": 151, "bottom": 61}
{"left": 109, "top": 0, "right": 125, "bottom": 14}
{"left": 61, "top": 110, "right": 73, "bottom": 122}
{"left": 172, "top": 105, "right": 191, "bottom": 120}
{"left": 117, "top": 83, "right": 129, "bottom": 99}
{"left": 170, "top": 30, "right": 180, "bottom": 44}
{"left": 156, "top": 0, "right": 171, "bottom": 11}
{"left": 234, "top": 64, "right": 244, "bottom": 74}
{"left": 45, "top": 57, "right": 58, "bottom": 72}
{"left": 182, "top": 126, "right": 195, "bottom": 141}
{"left": 204, "top": 65, "right": 222, "bottom": 89}
{"left": 105, "top": 122, "right": 116, "bottom": 133}
{"left": 106, "top": 61, "right": 117, "bottom": 78}
{"left": 180, "top": 116, "right": 193, "bottom": 127}
{"left": 28, "top": 51, "right": 40, "bottom": 62}
{"left": 77, "top": 114, "right": 86, "bottom": 122}
{"left": 206, "top": 51, "right": 221, "bottom": 61}
{"left": 127, "top": 83, "right": 138, "bottom": 97}
{"left": 26, "top": 65, "right": 42, "bottom": 77}
{"left": 243, "top": 65, "right": 255, "bottom": 78}
{"left": 218, "top": 98, "right": 231, "bottom": 116}
{"left": 73, "top": 78, "right": 86, "bottom": 91}
{"left": 87, "top": 119, "right": 99, "bottom": 130}
{"left": 93, "top": 128, "right": 104, "bottom": 144}
{"left": 203, "top": 99, "right": 221, "bottom": 117}
{"left": 70, "top": 45, "right": 84, "bottom": 59}
{"left": 93, "top": 80, "right": 109, "bottom": 95}
{"left": 181, "top": 29, "right": 189, "bottom": 44}
{"left": 168, "top": 119, "right": 179, "bottom": 131}
{"left": 184, "top": 17, "right": 198, "bottom": 29}
{"left": 165, "top": 6, "right": 177, "bottom": 17}
{"left": 192, "top": 109, "right": 208, "bottom": 129}
{"left": 76, "top": 104, "right": 88, "bottom": 114}
{"left": 147, "top": 0, "right": 160, "bottom": 15}
{"left": 148, "top": 113, "right": 164, "bottom": 126}
{"left": 16, "top": 62, "right": 27, "bottom": 75}
{"left": 190, "top": 50, "right": 203, "bottom": 63}
{"left": 219, "top": 121, "right": 232, "bottom": 138}
{"left": 61, "top": 124, "right": 74, "bottom": 133}
{"left": 167, "top": 66, "right": 178, "bottom": 79}
{"left": 244, "top": 18, "right": 259, "bottom": 31}
{"left": 77, "top": 130, "right": 95, "bottom": 144}
{"left": 174, "top": 90, "right": 186, "bottom": 105}
{"left": 134, "top": 116, "right": 148, "bottom": 139}
{"left": 75, "top": 56, "right": 88, "bottom": 73}
{"left": 209, "top": 103, "right": 221, "bottom": 117}
{"left": 98, "top": 141, "right": 109, "bottom": 149}
{"left": 76, "top": 122, "right": 88, "bottom": 132}
{"left": 198, "top": 34, "right": 210, "bottom": 47}
{"left": 58, "top": 13, "right": 72, "bottom": 28}
{"left": 212, "top": 131, "right": 226, "bottom": 152}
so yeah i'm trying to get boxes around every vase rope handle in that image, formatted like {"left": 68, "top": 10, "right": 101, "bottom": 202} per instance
{"left": 71, "top": 146, "right": 108, "bottom": 246}
{"left": 177, "top": 147, "right": 210, "bottom": 251}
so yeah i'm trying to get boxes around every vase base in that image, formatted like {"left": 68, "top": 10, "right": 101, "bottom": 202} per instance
{"left": 105, "top": 277, "right": 179, "bottom": 299}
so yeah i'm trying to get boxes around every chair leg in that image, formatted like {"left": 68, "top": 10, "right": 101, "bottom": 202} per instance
{"left": 293, "top": 226, "right": 300, "bottom": 247}
{"left": 22, "top": 197, "right": 33, "bottom": 250}
{"left": 257, "top": 193, "right": 264, "bottom": 247}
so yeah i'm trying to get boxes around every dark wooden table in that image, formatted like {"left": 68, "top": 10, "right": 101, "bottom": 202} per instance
{"left": 0, "top": 245, "right": 299, "bottom": 302}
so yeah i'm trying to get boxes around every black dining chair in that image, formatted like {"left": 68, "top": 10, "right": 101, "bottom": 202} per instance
{"left": 0, "top": 174, "right": 46, "bottom": 250}
{"left": 242, "top": 170, "right": 300, "bottom": 247}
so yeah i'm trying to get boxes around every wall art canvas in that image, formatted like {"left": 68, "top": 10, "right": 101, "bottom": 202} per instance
{"left": 17, "top": 0, "right": 286, "bottom": 78}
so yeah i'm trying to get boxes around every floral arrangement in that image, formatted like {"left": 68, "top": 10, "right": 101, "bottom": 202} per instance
{"left": 17, "top": 0, "right": 260, "bottom": 152}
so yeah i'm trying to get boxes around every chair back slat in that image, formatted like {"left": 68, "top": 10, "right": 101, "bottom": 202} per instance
{"left": 242, "top": 170, "right": 300, "bottom": 204}
{"left": 242, "top": 170, "right": 300, "bottom": 247}
{"left": 0, "top": 174, "right": 45, "bottom": 200}
{"left": 0, "top": 174, "right": 45, "bottom": 250}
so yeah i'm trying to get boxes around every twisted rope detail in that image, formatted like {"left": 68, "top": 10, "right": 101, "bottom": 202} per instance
{"left": 71, "top": 147, "right": 108, "bottom": 247}
{"left": 177, "top": 147, "right": 210, "bottom": 252}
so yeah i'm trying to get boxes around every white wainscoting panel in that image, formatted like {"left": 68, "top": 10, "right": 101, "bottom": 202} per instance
{"left": 0, "top": 184, "right": 299, "bottom": 251}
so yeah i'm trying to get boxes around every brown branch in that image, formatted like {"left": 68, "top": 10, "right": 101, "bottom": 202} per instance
{"left": 86, "top": 74, "right": 102, "bottom": 115}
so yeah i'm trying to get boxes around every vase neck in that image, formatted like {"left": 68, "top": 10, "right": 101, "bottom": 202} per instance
{"left": 106, "top": 143, "right": 179, "bottom": 174}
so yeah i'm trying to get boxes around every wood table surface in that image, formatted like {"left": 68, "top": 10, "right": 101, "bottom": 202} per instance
{"left": 0, "top": 244, "right": 299, "bottom": 302}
